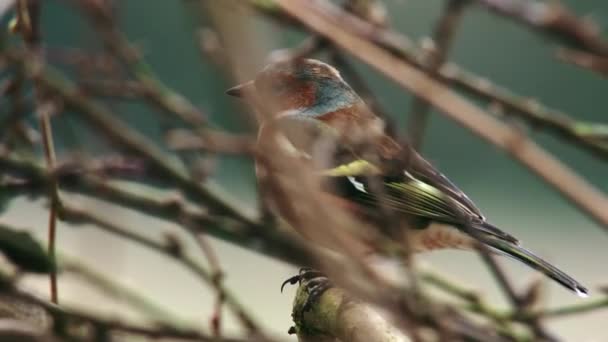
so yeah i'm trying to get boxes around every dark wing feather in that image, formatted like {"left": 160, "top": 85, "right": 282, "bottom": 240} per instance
{"left": 408, "top": 151, "right": 484, "bottom": 219}
{"left": 322, "top": 153, "right": 519, "bottom": 244}
{"left": 273, "top": 113, "right": 518, "bottom": 243}
{"left": 406, "top": 152, "right": 519, "bottom": 243}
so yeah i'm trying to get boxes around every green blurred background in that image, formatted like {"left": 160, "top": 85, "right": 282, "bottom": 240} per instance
{"left": 2, "top": 0, "right": 607, "bottom": 340}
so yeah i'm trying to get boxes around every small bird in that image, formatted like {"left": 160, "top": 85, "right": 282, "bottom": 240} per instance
{"left": 226, "top": 58, "right": 588, "bottom": 297}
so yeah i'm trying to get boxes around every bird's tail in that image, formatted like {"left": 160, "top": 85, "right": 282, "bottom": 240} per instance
{"left": 474, "top": 227, "right": 588, "bottom": 297}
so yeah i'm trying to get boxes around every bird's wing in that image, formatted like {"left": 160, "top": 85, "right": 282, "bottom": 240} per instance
{"left": 319, "top": 145, "right": 590, "bottom": 296}
{"left": 408, "top": 151, "right": 483, "bottom": 218}
{"left": 321, "top": 151, "right": 519, "bottom": 244}
{"left": 404, "top": 150, "right": 519, "bottom": 243}
{"left": 270, "top": 113, "right": 517, "bottom": 242}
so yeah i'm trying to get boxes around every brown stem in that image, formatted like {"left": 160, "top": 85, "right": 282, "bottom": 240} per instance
{"left": 557, "top": 48, "right": 608, "bottom": 77}
{"left": 59, "top": 201, "right": 263, "bottom": 334}
{"left": 473, "top": 0, "right": 608, "bottom": 57}
{"left": 406, "top": 0, "right": 468, "bottom": 149}
{"left": 18, "top": 0, "right": 61, "bottom": 305}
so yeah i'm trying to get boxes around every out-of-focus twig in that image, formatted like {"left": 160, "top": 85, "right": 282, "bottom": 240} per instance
{"left": 78, "top": 79, "right": 147, "bottom": 99}
{"left": 0, "top": 153, "right": 315, "bottom": 267}
{"left": 6, "top": 282, "right": 245, "bottom": 341}
{"left": 477, "top": 249, "right": 521, "bottom": 307}
{"left": 523, "top": 295, "right": 608, "bottom": 319}
{"left": 59, "top": 201, "right": 262, "bottom": 334}
{"left": 557, "top": 48, "right": 608, "bottom": 77}
{"left": 6, "top": 53, "right": 255, "bottom": 225}
{"left": 74, "top": 0, "right": 209, "bottom": 128}
{"left": 478, "top": 248, "right": 557, "bottom": 341}
{"left": 191, "top": 232, "right": 225, "bottom": 337}
{"left": 422, "top": 268, "right": 608, "bottom": 322}
{"left": 406, "top": 0, "right": 468, "bottom": 149}
{"left": 439, "top": 63, "right": 608, "bottom": 159}
{"left": 60, "top": 257, "right": 187, "bottom": 327}
{"left": 166, "top": 128, "right": 255, "bottom": 155}
{"left": 472, "top": 0, "right": 608, "bottom": 57}
{"left": 15, "top": 0, "right": 61, "bottom": 305}
{"left": 267, "top": 36, "right": 326, "bottom": 63}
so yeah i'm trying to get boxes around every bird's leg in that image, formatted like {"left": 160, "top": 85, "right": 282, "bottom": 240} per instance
{"left": 281, "top": 267, "right": 333, "bottom": 330}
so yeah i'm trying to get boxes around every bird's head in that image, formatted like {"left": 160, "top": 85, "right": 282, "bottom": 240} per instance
{"left": 227, "top": 59, "right": 394, "bottom": 159}
{"left": 226, "top": 58, "right": 361, "bottom": 119}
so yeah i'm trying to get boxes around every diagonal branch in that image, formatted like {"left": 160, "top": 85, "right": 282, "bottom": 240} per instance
{"left": 472, "top": 0, "right": 608, "bottom": 57}
{"left": 407, "top": 0, "right": 468, "bottom": 149}
{"left": 439, "top": 63, "right": 608, "bottom": 159}
{"left": 557, "top": 48, "right": 608, "bottom": 77}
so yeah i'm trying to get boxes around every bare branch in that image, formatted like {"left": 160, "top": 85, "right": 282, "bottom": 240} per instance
{"left": 472, "top": 0, "right": 608, "bottom": 57}
{"left": 557, "top": 48, "right": 608, "bottom": 77}
{"left": 407, "top": 0, "right": 468, "bottom": 149}
{"left": 59, "top": 201, "right": 263, "bottom": 334}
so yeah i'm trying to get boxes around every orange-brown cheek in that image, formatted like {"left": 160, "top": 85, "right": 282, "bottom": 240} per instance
{"left": 273, "top": 82, "right": 317, "bottom": 115}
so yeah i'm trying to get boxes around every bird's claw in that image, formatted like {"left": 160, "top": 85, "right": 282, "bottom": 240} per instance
{"left": 280, "top": 274, "right": 301, "bottom": 293}
{"left": 281, "top": 268, "right": 332, "bottom": 323}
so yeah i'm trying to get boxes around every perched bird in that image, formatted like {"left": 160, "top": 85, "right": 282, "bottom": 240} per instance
{"left": 226, "top": 58, "right": 588, "bottom": 297}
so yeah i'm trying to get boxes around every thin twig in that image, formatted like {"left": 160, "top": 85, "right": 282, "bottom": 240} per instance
{"left": 60, "top": 257, "right": 187, "bottom": 327}
{"left": 74, "top": 0, "right": 209, "bottom": 127}
{"left": 406, "top": 0, "right": 468, "bottom": 149}
{"left": 557, "top": 48, "right": 608, "bottom": 77}
{"left": 191, "top": 232, "right": 225, "bottom": 337}
{"left": 12, "top": 55, "right": 255, "bottom": 225}
{"left": 423, "top": 268, "right": 608, "bottom": 322}
{"left": 16, "top": 0, "right": 61, "bottom": 304}
{"left": 478, "top": 248, "right": 521, "bottom": 307}
{"left": 472, "top": 0, "right": 608, "bottom": 57}
{"left": 7, "top": 284, "right": 246, "bottom": 341}
{"left": 529, "top": 295, "right": 608, "bottom": 319}
{"left": 474, "top": 246, "right": 561, "bottom": 340}
{"left": 0, "top": 153, "right": 314, "bottom": 267}
{"left": 59, "top": 201, "right": 263, "bottom": 334}
{"left": 439, "top": 63, "right": 608, "bottom": 160}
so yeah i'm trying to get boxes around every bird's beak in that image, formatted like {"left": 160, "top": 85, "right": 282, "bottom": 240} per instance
{"left": 225, "top": 80, "right": 255, "bottom": 98}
